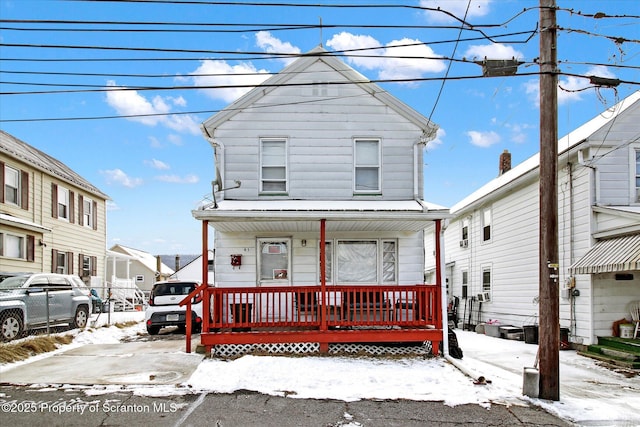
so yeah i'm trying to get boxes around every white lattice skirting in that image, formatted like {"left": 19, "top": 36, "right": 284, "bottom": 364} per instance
{"left": 210, "top": 341, "right": 434, "bottom": 358}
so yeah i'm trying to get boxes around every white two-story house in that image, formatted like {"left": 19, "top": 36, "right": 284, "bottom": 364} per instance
{"left": 426, "top": 91, "right": 640, "bottom": 346}
{"left": 190, "top": 47, "right": 450, "bottom": 353}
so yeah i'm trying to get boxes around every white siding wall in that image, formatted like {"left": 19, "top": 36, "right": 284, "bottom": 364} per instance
{"left": 214, "top": 230, "right": 425, "bottom": 288}
{"left": 213, "top": 61, "right": 421, "bottom": 201}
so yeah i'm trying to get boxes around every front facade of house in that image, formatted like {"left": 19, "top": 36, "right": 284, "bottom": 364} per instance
{"left": 190, "top": 47, "right": 448, "bottom": 352}
{"left": 0, "top": 131, "right": 109, "bottom": 284}
{"left": 426, "top": 91, "right": 640, "bottom": 346}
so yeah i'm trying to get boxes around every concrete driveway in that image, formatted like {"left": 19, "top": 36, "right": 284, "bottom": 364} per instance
{"left": 0, "top": 333, "right": 202, "bottom": 386}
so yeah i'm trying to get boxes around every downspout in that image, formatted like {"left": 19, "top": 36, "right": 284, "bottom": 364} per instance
{"left": 414, "top": 129, "right": 435, "bottom": 199}
{"left": 200, "top": 124, "right": 224, "bottom": 199}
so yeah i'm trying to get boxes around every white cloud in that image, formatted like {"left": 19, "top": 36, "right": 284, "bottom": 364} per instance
{"left": 326, "top": 33, "right": 445, "bottom": 83}
{"left": 155, "top": 174, "right": 199, "bottom": 184}
{"left": 466, "top": 130, "right": 501, "bottom": 147}
{"left": 420, "top": 0, "right": 492, "bottom": 23}
{"left": 101, "top": 168, "right": 143, "bottom": 188}
{"left": 104, "top": 80, "right": 200, "bottom": 135}
{"left": 255, "top": 31, "right": 301, "bottom": 66}
{"left": 145, "top": 159, "right": 170, "bottom": 170}
{"left": 167, "top": 134, "right": 183, "bottom": 146}
{"left": 190, "top": 60, "right": 271, "bottom": 103}
{"left": 463, "top": 43, "right": 524, "bottom": 61}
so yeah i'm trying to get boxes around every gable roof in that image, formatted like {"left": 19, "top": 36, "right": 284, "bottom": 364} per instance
{"left": 202, "top": 46, "right": 438, "bottom": 139}
{"left": 110, "top": 244, "right": 175, "bottom": 275}
{"left": 0, "top": 130, "right": 109, "bottom": 200}
{"left": 451, "top": 91, "right": 640, "bottom": 214}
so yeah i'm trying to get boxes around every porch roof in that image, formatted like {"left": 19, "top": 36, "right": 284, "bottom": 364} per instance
{"left": 192, "top": 200, "right": 450, "bottom": 233}
{"left": 0, "top": 213, "right": 52, "bottom": 234}
{"left": 569, "top": 233, "right": 640, "bottom": 274}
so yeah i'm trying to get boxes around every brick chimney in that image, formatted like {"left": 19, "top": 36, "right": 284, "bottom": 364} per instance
{"left": 175, "top": 254, "right": 181, "bottom": 272}
{"left": 499, "top": 149, "right": 512, "bottom": 175}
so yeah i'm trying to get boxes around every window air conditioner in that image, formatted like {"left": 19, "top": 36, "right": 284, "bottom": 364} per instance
{"left": 477, "top": 292, "right": 490, "bottom": 302}
{"left": 459, "top": 239, "right": 468, "bottom": 248}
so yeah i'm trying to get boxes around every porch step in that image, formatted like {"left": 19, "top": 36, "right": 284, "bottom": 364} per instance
{"left": 578, "top": 337, "right": 640, "bottom": 370}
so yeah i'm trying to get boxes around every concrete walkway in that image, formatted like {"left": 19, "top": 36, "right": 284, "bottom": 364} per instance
{"left": 0, "top": 336, "right": 202, "bottom": 386}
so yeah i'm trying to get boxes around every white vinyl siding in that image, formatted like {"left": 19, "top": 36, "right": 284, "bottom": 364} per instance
{"left": 260, "top": 139, "right": 287, "bottom": 193}
{"left": 354, "top": 139, "right": 381, "bottom": 193}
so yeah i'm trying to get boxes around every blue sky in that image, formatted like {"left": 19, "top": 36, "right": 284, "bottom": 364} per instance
{"left": 1, "top": 0, "right": 638, "bottom": 255}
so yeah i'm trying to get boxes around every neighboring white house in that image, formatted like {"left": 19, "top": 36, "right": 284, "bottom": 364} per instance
{"left": 106, "top": 244, "right": 174, "bottom": 293}
{"left": 192, "top": 46, "right": 449, "bottom": 296}
{"left": 425, "top": 91, "right": 640, "bottom": 346}
{"left": 170, "top": 250, "right": 214, "bottom": 283}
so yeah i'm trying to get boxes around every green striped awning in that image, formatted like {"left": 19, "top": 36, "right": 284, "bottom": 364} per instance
{"left": 570, "top": 234, "right": 640, "bottom": 274}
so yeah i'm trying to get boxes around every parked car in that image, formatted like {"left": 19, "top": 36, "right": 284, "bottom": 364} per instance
{"left": 0, "top": 273, "right": 92, "bottom": 341}
{"left": 144, "top": 281, "right": 203, "bottom": 335}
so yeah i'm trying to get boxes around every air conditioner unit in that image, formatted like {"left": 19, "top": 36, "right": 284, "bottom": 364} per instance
{"left": 459, "top": 239, "right": 468, "bottom": 248}
{"left": 477, "top": 292, "right": 491, "bottom": 302}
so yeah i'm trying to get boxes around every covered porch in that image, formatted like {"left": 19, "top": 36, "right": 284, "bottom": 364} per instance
{"left": 187, "top": 200, "right": 449, "bottom": 356}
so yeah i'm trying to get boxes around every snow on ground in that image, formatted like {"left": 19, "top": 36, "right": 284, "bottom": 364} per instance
{"left": 2, "top": 317, "right": 639, "bottom": 426}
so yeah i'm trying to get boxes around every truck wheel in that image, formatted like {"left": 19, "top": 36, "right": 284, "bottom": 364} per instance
{"left": 72, "top": 306, "right": 89, "bottom": 329}
{"left": 1, "top": 311, "right": 23, "bottom": 342}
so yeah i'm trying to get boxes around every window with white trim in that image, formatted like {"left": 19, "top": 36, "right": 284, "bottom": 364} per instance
{"left": 55, "top": 251, "right": 69, "bottom": 274}
{"left": 328, "top": 239, "right": 397, "bottom": 284}
{"left": 58, "top": 186, "right": 70, "bottom": 220}
{"left": 83, "top": 197, "right": 93, "bottom": 228}
{"left": 258, "top": 239, "right": 291, "bottom": 285}
{"left": 260, "top": 138, "right": 287, "bottom": 193}
{"left": 482, "top": 207, "right": 492, "bottom": 242}
{"left": 4, "top": 165, "right": 20, "bottom": 206}
{"left": 354, "top": 139, "right": 381, "bottom": 193}
{"left": 482, "top": 267, "right": 492, "bottom": 294}
{"left": 0, "top": 233, "right": 25, "bottom": 259}
{"left": 461, "top": 270, "right": 468, "bottom": 299}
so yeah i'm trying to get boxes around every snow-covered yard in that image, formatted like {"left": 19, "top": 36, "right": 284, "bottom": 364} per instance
{"left": 1, "top": 316, "right": 639, "bottom": 426}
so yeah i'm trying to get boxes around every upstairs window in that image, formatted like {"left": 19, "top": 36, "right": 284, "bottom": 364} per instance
{"left": 482, "top": 207, "right": 492, "bottom": 242}
{"left": 4, "top": 165, "right": 20, "bottom": 206}
{"left": 58, "top": 186, "right": 69, "bottom": 219}
{"left": 82, "top": 197, "right": 93, "bottom": 228}
{"left": 260, "top": 138, "right": 287, "bottom": 193}
{"left": 2, "top": 164, "right": 28, "bottom": 209}
{"left": 52, "top": 183, "right": 74, "bottom": 222}
{"left": 354, "top": 139, "right": 381, "bottom": 193}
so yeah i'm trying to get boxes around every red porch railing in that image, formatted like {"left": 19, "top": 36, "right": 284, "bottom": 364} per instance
{"left": 182, "top": 284, "right": 443, "bottom": 355}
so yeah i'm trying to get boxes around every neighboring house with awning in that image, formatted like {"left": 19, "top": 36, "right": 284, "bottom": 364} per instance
{"left": 425, "top": 91, "right": 640, "bottom": 346}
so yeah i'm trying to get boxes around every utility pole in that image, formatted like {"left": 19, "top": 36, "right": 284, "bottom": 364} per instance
{"left": 538, "top": 0, "right": 560, "bottom": 401}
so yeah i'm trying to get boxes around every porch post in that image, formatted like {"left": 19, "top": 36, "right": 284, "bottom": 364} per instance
{"left": 319, "top": 219, "right": 327, "bottom": 352}
{"left": 202, "top": 220, "right": 209, "bottom": 287}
